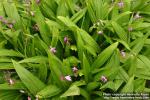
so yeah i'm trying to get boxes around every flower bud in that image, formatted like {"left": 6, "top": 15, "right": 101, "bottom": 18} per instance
{"left": 9, "top": 79, "right": 14, "bottom": 85}
{"left": 121, "top": 50, "right": 126, "bottom": 57}
{"left": 118, "top": 1, "right": 124, "bottom": 8}
{"left": 28, "top": 96, "right": 31, "bottom": 100}
{"left": 20, "top": 90, "right": 25, "bottom": 93}
{"left": 100, "top": 75, "right": 107, "bottom": 83}
{"left": 97, "top": 31, "right": 103, "bottom": 35}
{"left": 8, "top": 24, "right": 13, "bottom": 29}
{"left": 50, "top": 47, "right": 57, "bottom": 54}
{"left": 72, "top": 66, "right": 78, "bottom": 73}
{"left": 65, "top": 75, "right": 72, "bottom": 81}
{"left": 64, "top": 36, "right": 69, "bottom": 44}
{"left": 134, "top": 13, "right": 141, "bottom": 19}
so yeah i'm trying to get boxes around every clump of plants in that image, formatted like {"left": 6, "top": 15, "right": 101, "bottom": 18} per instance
{"left": 0, "top": 0, "right": 150, "bottom": 100}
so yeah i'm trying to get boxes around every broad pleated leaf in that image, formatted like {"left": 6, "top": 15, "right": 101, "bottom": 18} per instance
{"left": 111, "top": 21, "right": 128, "bottom": 42}
{"left": 37, "top": 85, "right": 62, "bottom": 98}
{"left": 0, "top": 49, "right": 24, "bottom": 57}
{"left": 0, "top": 82, "right": 25, "bottom": 90}
{"left": 83, "top": 53, "right": 92, "bottom": 83}
{"left": 12, "top": 60, "right": 46, "bottom": 95}
{"left": 19, "top": 56, "right": 48, "bottom": 63}
{"left": 92, "top": 42, "right": 118, "bottom": 68}
{"left": 121, "top": 76, "right": 134, "bottom": 93}
{"left": 60, "top": 85, "right": 80, "bottom": 98}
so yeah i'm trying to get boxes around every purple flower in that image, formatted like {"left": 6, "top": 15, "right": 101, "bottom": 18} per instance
{"left": 118, "top": 1, "right": 124, "bottom": 8}
{"left": 100, "top": 75, "right": 107, "bottom": 83}
{"left": 72, "top": 66, "right": 78, "bottom": 73}
{"left": 121, "top": 50, "right": 126, "bottom": 57}
{"left": 65, "top": 75, "right": 72, "bottom": 81}
{"left": 50, "top": 47, "right": 57, "bottom": 54}
{"left": 97, "top": 31, "right": 103, "bottom": 35}
{"left": 64, "top": 36, "right": 69, "bottom": 44}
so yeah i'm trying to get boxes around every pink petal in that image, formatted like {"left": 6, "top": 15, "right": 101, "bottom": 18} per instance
{"left": 28, "top": 96, "right": 31, "bottom": 100}
{"left": 65, "top": 75, "right": 72, "bottom": 81}
{"left": 72, "top": 67, "right": 78, "bottom": 72}
{"left": 101, "top": 75, "right": 107, "bottom": 83}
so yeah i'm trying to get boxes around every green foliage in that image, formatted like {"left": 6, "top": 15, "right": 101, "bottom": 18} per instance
{"left": 0, "top": 0, "right": 150, "bottom": 99}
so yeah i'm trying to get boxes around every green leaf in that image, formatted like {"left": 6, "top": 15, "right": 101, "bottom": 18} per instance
{"left": 47, "top": 51, "right": 66, "bottom": 88}
{"left": 0, "top": 49, "right": 24, "bottom": 57}
{"left": 131, "top": 31, "right": 150, "bottom": 55}
{"left": 72, "top": 81, "right": 86, "bottom": 87}
{"left": 111, "top": 21, "right": 128, "bottom": 42}
{"left": 92, "top": 42, "right": 118, "bottom": 68}
{"left": 87, "top": 82, "right": 100, "bottom": 91}
{"left": 79, "top": 29, "right": 100, "bottom": 53}
{"left": 86, "top": 0, "right": 97, "bottom": 23}
{"left": 57, "top": 0, "right": 69, "bottom": 16}
{"left": 19, "top": 56, "right": 48, "bottom": 63}
{"left": 37, "top": 85, "right": 62, "bottom": 98}
{"left": 84, "top": 45, "right": 97, "bottom": 57}
{"left": 138, "top": 55, "right": 150, "bottom": 71}
{"left": 65, "top": 0, "right": 75, "bottom": 14}
{"left": 115, "top": 39, "right": 131, "bottom": 50}
{"left": 134, "top": 79, "right": 145, "bottom": 92}
{"left": 31, "top": 0, "right": 51, "bottom": 44}
{"left": 57, "top": 16, "right": 77, "bottom": 29}
{"left": 60, "top": 85, "right": 80, "bottom": 98}
{"left": 133, "top": 22, "right": 150, "bottom": 30}
{"left": 46, "top": 19, "right": 62, "bottom": 29}
{"left": 0, "top": 58, "right": 11, "bottom": 63}
{"left": 64, "top": 56, "right": 80, "bottom": 65}
{"left": 58, "top": 16, "right": 100, "bottom": 54}
{"left": 3, "top": 1, "right": 21, "bottom": 29}
{"left": 76, "top": 30, "right": 84, "bottom": 60}
{"left": 113, "top": 11, "right": 132, "bottom": 21}
{"left": 71, "top": 8, "right": 87, "bottom": 23}
{"left": 127, "top": 56, "right": 137, "bottom": 77}
{"left": 118, "top": 67, "right": 129, "bottom": 83}
{"left": 131, "top": 38, "right": 146, "bottom": 55}
{"left": 0, "top": 82, "right": 25, "bottom": 90}
{"left": 83, "top": 53, "right": 92, "bottom": 83}
{"left": 40, "top": 1, "right": 56, "bottom": 19}
{"left": 0, "top": 63, "right": 14, "bottom": 69}
{"left": 12, "top": 60, "right": 46, "bottom": 95}
{"left": 51, "top": 27, "right": 59, "bottom": 47}
{"left": 100, "top": 81, "right": 115, "bottom": 90}
{"left": 80, "top": 88, "right": 90, "bottom": 100}
{"left": 121, "top": 76, "right": 134, "bottom": 93}
{"left": 0, "top": 90, "right": 22, "bottom": 100}
{"left": 38, "top": 62, "right": 47, "bottom": 82}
